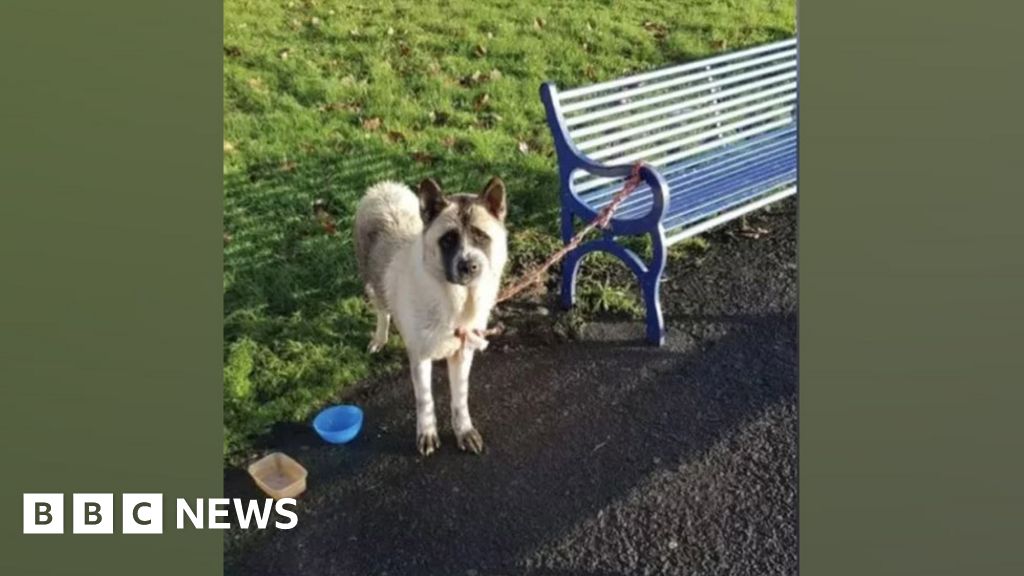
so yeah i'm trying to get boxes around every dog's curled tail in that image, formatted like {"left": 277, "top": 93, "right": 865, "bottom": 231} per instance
{"left": 354, "top": 181, "right": 422, "bottom": 295}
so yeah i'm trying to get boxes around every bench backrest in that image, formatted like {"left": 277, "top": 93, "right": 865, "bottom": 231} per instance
{"left": 547, "top": 39, "right": 798, "bottom": 197}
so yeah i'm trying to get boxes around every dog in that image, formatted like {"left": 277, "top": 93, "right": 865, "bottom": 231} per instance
{"left": 354, "top": 177, "right": 508, "bottom": 456}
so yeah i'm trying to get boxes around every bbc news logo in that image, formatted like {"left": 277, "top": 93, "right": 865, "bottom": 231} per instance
{"left": 23, "top": 494, "right": 298, "bottom": 534}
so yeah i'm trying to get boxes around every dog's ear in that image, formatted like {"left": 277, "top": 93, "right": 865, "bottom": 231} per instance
{"left": 479, "top": 176, "right": 507, "bottom": 222}
{"left": 417, "top": 178, "right": 448, "bottom": 224}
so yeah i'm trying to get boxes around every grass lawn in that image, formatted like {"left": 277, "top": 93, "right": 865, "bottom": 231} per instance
{"left": 223, "top": 0, "right": 795, "bottom": 459}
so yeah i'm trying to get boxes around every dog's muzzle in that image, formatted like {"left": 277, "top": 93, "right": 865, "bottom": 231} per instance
{"left": 446, "top": 255, "right": 482, "bottom": 285}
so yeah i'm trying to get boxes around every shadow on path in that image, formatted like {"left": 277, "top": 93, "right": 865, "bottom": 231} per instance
{"left": 225, "top": 309, "right": 796, "bottom": 575}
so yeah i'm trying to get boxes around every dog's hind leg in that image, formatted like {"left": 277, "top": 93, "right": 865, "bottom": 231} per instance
{"left": 447, "top": 350, "right": 483, "bottom": 454}
{"left": 365, "top": 285, "right": 390, "bottom": 353}
{"left": 368, "top": 308, "right": 390, "bottom": 353}
{"left": 411, "top": 355, "right": 440, "bottom": 456}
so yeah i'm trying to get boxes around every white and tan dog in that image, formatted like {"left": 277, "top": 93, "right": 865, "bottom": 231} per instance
{"left": 354, "top": 177, "right": 508, "bottom": 455}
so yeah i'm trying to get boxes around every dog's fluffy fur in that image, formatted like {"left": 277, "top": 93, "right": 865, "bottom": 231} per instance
{"left": 354, "top": 177, "right": 508, "bottom": 455}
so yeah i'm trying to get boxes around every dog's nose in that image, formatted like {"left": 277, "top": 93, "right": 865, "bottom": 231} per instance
{"left": 457, "top": 258, "right": 480, "bottom": 276}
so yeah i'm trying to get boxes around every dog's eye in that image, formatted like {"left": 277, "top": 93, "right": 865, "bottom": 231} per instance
{"left": 439, "top": 230, "right": 459, "bottom": 249}
{"left": 469, "top": 226, "right": 490, "bottom": 246}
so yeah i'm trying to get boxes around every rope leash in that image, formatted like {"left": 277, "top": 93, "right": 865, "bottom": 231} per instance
{"left": 455, "top": 162, "right": 647, "bottom": 351}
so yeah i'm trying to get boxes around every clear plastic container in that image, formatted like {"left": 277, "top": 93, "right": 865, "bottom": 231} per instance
{"left": 247, "top": 452, "right": 307, "bottom": 499}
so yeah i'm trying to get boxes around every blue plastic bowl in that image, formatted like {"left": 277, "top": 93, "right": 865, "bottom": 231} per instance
{"left": 312, "top": 405, "right": 364, "bottom": 444}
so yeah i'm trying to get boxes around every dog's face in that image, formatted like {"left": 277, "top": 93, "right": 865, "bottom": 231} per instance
{"left": 417, "top": 177, "right": 508, "bottom": 287}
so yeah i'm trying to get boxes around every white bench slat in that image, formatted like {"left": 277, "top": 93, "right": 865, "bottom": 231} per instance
{"left": 662, "top": 186, "right": 796, "bottom": 245}
{"left": 583, "top": 93, "right": 797, "bottom": 160}
{"left": 573, "top": 75, "right": 797, "bottom": 143}
{"left": 571, "top": 117, "right": 795, "bottom": 194}
{"left": 563, "top": 59, "right": 796, "bottom": 128}
{"left": 557, "top": 38, "right": 797, "bottom": 101}
{"left": 583, "top": 128, "right": 796, "bottom": 208}
{"left": 558, "top": 47, "right": 797, "bottom": 114}
{"left": 614, "top": 138, "right": 797, "bottom": 220}
{"left": 577, "top": 107, "right": 795, "bottom": 180}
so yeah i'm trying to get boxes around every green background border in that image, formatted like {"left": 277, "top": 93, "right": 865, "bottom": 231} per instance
{"left": 0, "top": 1, "right": 222, "bottom": 574}
{"left": 2, "top": 1, "right": 1023, "bottom": 574}
{"left": 800, "top": 1, "right": 1023, "bottom": 574}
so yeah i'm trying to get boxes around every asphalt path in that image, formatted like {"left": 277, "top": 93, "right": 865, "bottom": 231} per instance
{"left": 225, "top": 200, "right": 798, "bottom": 576}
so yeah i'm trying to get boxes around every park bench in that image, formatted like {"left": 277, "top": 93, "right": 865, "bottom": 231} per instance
{"left": 540, "top": 38, "right": 798, "bottom": 345}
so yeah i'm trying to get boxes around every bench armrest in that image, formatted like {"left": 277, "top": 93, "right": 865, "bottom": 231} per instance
{"left": 540, "top": 82, "right": 669, "bottom": 235}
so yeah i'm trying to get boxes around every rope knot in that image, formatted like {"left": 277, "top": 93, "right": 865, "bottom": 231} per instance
{"left": 454, "top": 326, "right": 492, "bottom": 356}
{"left": 495, "top": 162, "right": 646, "bottom": 303}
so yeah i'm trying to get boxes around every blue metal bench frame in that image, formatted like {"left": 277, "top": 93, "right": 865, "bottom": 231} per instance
{"left": 540, "top": 38, "right": 798, "bottom": 345}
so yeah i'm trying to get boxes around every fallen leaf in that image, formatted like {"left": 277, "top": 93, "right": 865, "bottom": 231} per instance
{"left": 386, "top": 131, "right": 406, "bottom": 143}
{"left": 324, "top": 101, "right": 361, "bottom": 113}
{"left": 474, "top": 93, "right": 491, "bottom": 110}
{"left": 479, "top": 112, "right": 502, "bottom": 128}
{"left": 223, "top": 233, "right": 233, "bottom": 245}
{"left": 387, "top": 26, "right": 395, "bottom": 36}
{"left": 474, "top": 44, "right": 488, "bottom": 57}
{"left": 460, "top": 70, "right": 483, "bottom": 86}
{"left": 310, "top": 17, "right": 321, "bottom": 27}
{"left": 534, "top": 17, "right": 545, "bottom": 29}
{"left": 279, "top": 49, "right": 290, "bottom": 60}
{"left": 642, "top": 20, "right": 669, "bottom": 39}
{"left": 313, "top": 199, "right": 337, "bottom": 234}
{"left": 362, "top": 117, "right": 382, "bottom": 131}
{"left": 736, "top": 217, "right": 769, "bottom": 239}
{"left": 280, "top": 160, "right": 296, "bottom": 172}
{"left": 224, "top": 141, "right": 236, "bottom": 153}
{"left": 411, "top": 151, "right": 435, "bottom": 165}
{"left": 489, "top": 68, "right": 503, "bottom": 81}
{"left": 517, "top": 141, "right": 530, "bottom": 154}
{"left": 430, "top": 110, "right": 450, "bottom": 126}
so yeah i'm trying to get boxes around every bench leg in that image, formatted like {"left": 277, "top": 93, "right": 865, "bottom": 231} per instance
{"left": 560, "top": 208, "right": 579, "bottom": 310}
{"left": 558, "top": 223, "right": 668, "bottom": 346}
{"left": 642, "top": 229, "right": 668, "bottom": 346}
{"left": 561, "top": 249, "right": 583, "bottom": 310}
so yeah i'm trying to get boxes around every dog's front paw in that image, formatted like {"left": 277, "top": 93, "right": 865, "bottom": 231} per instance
{"left": 456, "top": 428, "right": 484, "bottom": 455}
{"left": 367, "top": 336, "right": 387, "bottom": 354}
{"left": 417, "top": 431, "right": 440, "bottom": 456}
